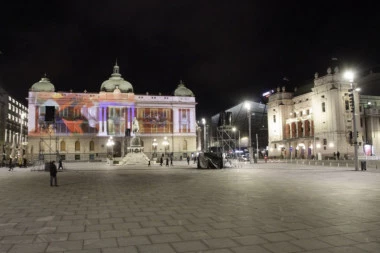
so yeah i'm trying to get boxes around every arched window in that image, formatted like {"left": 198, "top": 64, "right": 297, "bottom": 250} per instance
{"left": 60, "top": 141, "right": 66, "bottom": 151}
{"left": 89, "top": 140, "right": 95, "bottom": 151}
{"left": 75, "top": 141, "right": 80, "bottom": 151}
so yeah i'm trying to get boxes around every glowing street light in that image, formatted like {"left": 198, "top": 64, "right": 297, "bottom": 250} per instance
{"left": 232, "top": 127, "right": 241, "bottom": 153}
{"left": 162, "top": 137, "right": 169, "bottom": 155}
{"left": 244, "top": 101, "right": 252, "bottom": 163}
{"left": 106, "top": 136, "right": 115, "bottom": 162}
{"left": 202, "top": 118, "right": 207, "bottom": 152}
{"left": 344, "top": 70, "right": 359, "bottom": 171}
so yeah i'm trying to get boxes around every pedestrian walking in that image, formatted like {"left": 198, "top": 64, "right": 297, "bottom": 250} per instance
{"left": 58, "top": 158, "right": 63, "bottom": 170}
{"left": 264, "top": 155, "right": 268, "bottom": 163}
{"left": 187, "top": 156, "right": 190, "bottom": 165}
{"left": 166, "top": 157, "right": 169, "bottom": 166}
{"left": 193, "top": 156, "right": 196, "bottom": 164}
{"left": 337, "top": 151, "right": 340, "bottom": 160}
{"left": 170, "top": 156, "right": 173, "bottom": 166}
{"left": 148, "top": 159, "right": 151, "bottom": 166}
{"left": 50, "top": 161, "right": 58, "bottom": 187}
{"left": 160, "top": 156, "right": 163, "bottom": 166}
{"left": 8, "top": 158, "right": 13, "bottom": 171}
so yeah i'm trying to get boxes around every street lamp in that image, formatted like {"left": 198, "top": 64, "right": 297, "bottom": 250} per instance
{"left": 202, "top": 118, "right": 207, "bottom": 152}
{"left": 19, "top": 112, "right": 26, "bottom": 145}
{"left": 344, "top": 70, "right": 359, "bottom": 171}
{"left": 162, "top": 137, "right": 169, "bottom": 156}
{"left": 232, "top": 127, "right": 241, "bottom": 156}
{"left": 106, "top": 136, "right": 115, "bottom": 162}
{"left": 244, "top": 101, "right": 252, "bottom": 163}
{"left": 152, "top": 138, "right": 158, "bottom": 158}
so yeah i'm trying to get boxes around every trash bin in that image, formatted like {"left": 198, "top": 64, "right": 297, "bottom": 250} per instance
{"left": 360, "top": 161, "right": 367, "bottom": 171}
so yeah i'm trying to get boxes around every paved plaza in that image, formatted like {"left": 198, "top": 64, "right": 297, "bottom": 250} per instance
{"left": 0, "top": 161, "right": 380, "bottom": 253}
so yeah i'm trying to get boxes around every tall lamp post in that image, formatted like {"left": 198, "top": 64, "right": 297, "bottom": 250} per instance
{"left": 232, "top": 127, "right": 241, "bottom": 157}
{"left": 245, "top": 102, "right": 252, "bottom": 163}
{"left": 344, "top": 71, "right": 359, "bottom": 171}
{"left": 106, "top": 136, "right": 115, "bottom": 164}
{"left": 19, "top": 112, "right": 26, "bottom": 146}
{"left": 202, "top": 118, "right": 207, "bottom": 152}
{"left": 163, "top": 137, "right": 169, "bottom": 156}
{"left": 152, "top": 138, "right": 158, "bottom": 158}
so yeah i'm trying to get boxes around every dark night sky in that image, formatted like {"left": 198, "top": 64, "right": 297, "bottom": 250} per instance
{"left": 1, "top": 1, "right": 379, "bottom": 117}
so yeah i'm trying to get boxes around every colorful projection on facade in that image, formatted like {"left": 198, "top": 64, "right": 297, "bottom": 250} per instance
{"left": 137, "top": 108, "right": 173, "bottom": 133}
{"left": 29, "top": 92, "right": 135, "bottom": 136}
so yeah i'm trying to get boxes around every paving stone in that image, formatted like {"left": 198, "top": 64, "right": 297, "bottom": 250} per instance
{"left": 203, "top": 238, "right": 239, "bottom": 248}
{"left": 56, "top": 225, "right": 85, "bottom": 233}
{"left": 231, "top": 245, "right": 272, "bottom": 253}
{"left": 171, "top": 240, "right": 208, "bottom": 252}
{"left": 206, "top": 229, "right": 240, "bottom": 238}
{"left": 137, "top": 243, "right": 176, "bottom": 253}
{"left": 318, "top": 235, "right": 357, "bottom": 246}
{"left": 46, "top": 240, "right": 83, "bottom": 252}
{"left": 8, "top": 242, "right": 48, "bottom": 253}
{"left": 259, "top": 232, "right": 296, "bottom": 242}
{"left": 290, "top": 238, "right": 332, "bottom": 251}
{"left": 69, "top": 232, "right": 99, "bottom": 240}
{"left": 102, "top": 246, "right": 138, "bottom": 253}
{"left": 129, "top": 227, "right": 159, "bottom": 236}
{"left": 35, "top": 233, "right": 69, "bottom": 242}
{"left": 285, "top": 229, "right": 319, "bottom": 239}
{"left": 100, "top": 230, "right": 130, "bottom": 238}
{"left": 117, "top": 236, "right": 151, "bottom": 246}
{"left": 149, "top": 233, "right": 181, "bottom": 243}
{"left": 232, "top": 235, "right": 268, "bottom": 245}
{"left": 0, "top": 235, "right": 35, "bottom": 244}
{"left": 83, "top": 238, "right": 117, "bottom": 249}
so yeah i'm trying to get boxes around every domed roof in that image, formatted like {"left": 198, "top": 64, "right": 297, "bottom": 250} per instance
{"left": 174, "top": 80, "right": 194, "bottom": 97}
{"left": 100, "top": 62, "right": 133, "bottom": 93}
{"left": 30, "top": 75, "right": 55, "bottom": 92}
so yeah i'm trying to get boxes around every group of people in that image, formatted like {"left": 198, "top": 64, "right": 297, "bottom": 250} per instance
{"left": 159, "top": 155, "right": 173, "bottom": 166}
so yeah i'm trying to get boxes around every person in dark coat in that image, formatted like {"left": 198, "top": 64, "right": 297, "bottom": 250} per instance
{"left": 187, "top": 156, "right": 190, "bottom": 165}
{"left": 170, "top": 156, "right": 173, "bottom": 166}
{"left": 160, "top": 156, "right": 163, "bottom": 166}
{"left": 50, "top": 161, "right": 58, "bottom": 187}
{"left": 166, "top": 157, "right": 169, "bottom": 166}
{"left": 58, "top": 159, "right": 63, "bottom": 170}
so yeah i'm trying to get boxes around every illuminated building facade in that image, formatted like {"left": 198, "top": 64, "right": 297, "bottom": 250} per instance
{"left": 267, "top": 67, "right": 380, "bottom": 159}
{"left": 27, "top": 63, "right": 197, "bottom": 161}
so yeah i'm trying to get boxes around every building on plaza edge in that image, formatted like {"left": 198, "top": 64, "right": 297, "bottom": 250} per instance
{"left": 267, "top": 66, "right": 380, "bottom": 160}
{"left": 27, "top": 63, "right": 197, "bottom": 162}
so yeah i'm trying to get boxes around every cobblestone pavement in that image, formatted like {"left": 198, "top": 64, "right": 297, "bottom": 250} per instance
{"left": 0, "top": 162, "right": 379, "bottom": 253}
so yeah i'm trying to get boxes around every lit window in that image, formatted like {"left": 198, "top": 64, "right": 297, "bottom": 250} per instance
{"left": 8, "top": 96, "right": 11, "bottom": 101}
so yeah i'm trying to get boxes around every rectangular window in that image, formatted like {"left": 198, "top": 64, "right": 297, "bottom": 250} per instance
{"left": 322, "top": 102, "right": 326, "bottom": 112}
{"left": 323, "top": 139, "right": 327, "bottom": 145}
{"left": 273, "top": 115, "right": 276, "bottom": 123}
{"left": 75, "top": 155, "right": 80, "bottom": 160}
{"left": 307, "top": 109, "right": 310, "bottom": 115}
{"left": 345, "top": 100, "right": 349, "bottom": 110}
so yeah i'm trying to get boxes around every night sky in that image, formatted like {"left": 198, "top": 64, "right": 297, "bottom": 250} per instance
{"left": 1, "top": 1, "right": 379, "bottom": 118}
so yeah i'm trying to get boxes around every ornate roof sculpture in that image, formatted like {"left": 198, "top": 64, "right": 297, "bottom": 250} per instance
{"left": 100, "top": 61, "right": 133, "bottom": 93}
{"left": 174, "top": 80, "right": 194, "bottom": 97}
{"left": 30, "top": 74, "right": 55, "bottom": 92}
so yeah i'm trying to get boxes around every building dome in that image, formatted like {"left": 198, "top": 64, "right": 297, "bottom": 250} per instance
{"left": 30, "top": 75, "right": 55, "bottom": 92}
{"left": 100, "top": 62, "right": 133, "bottom": 93}
{"left": 174, "top": 80, "right": 194, "bottom": 97}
